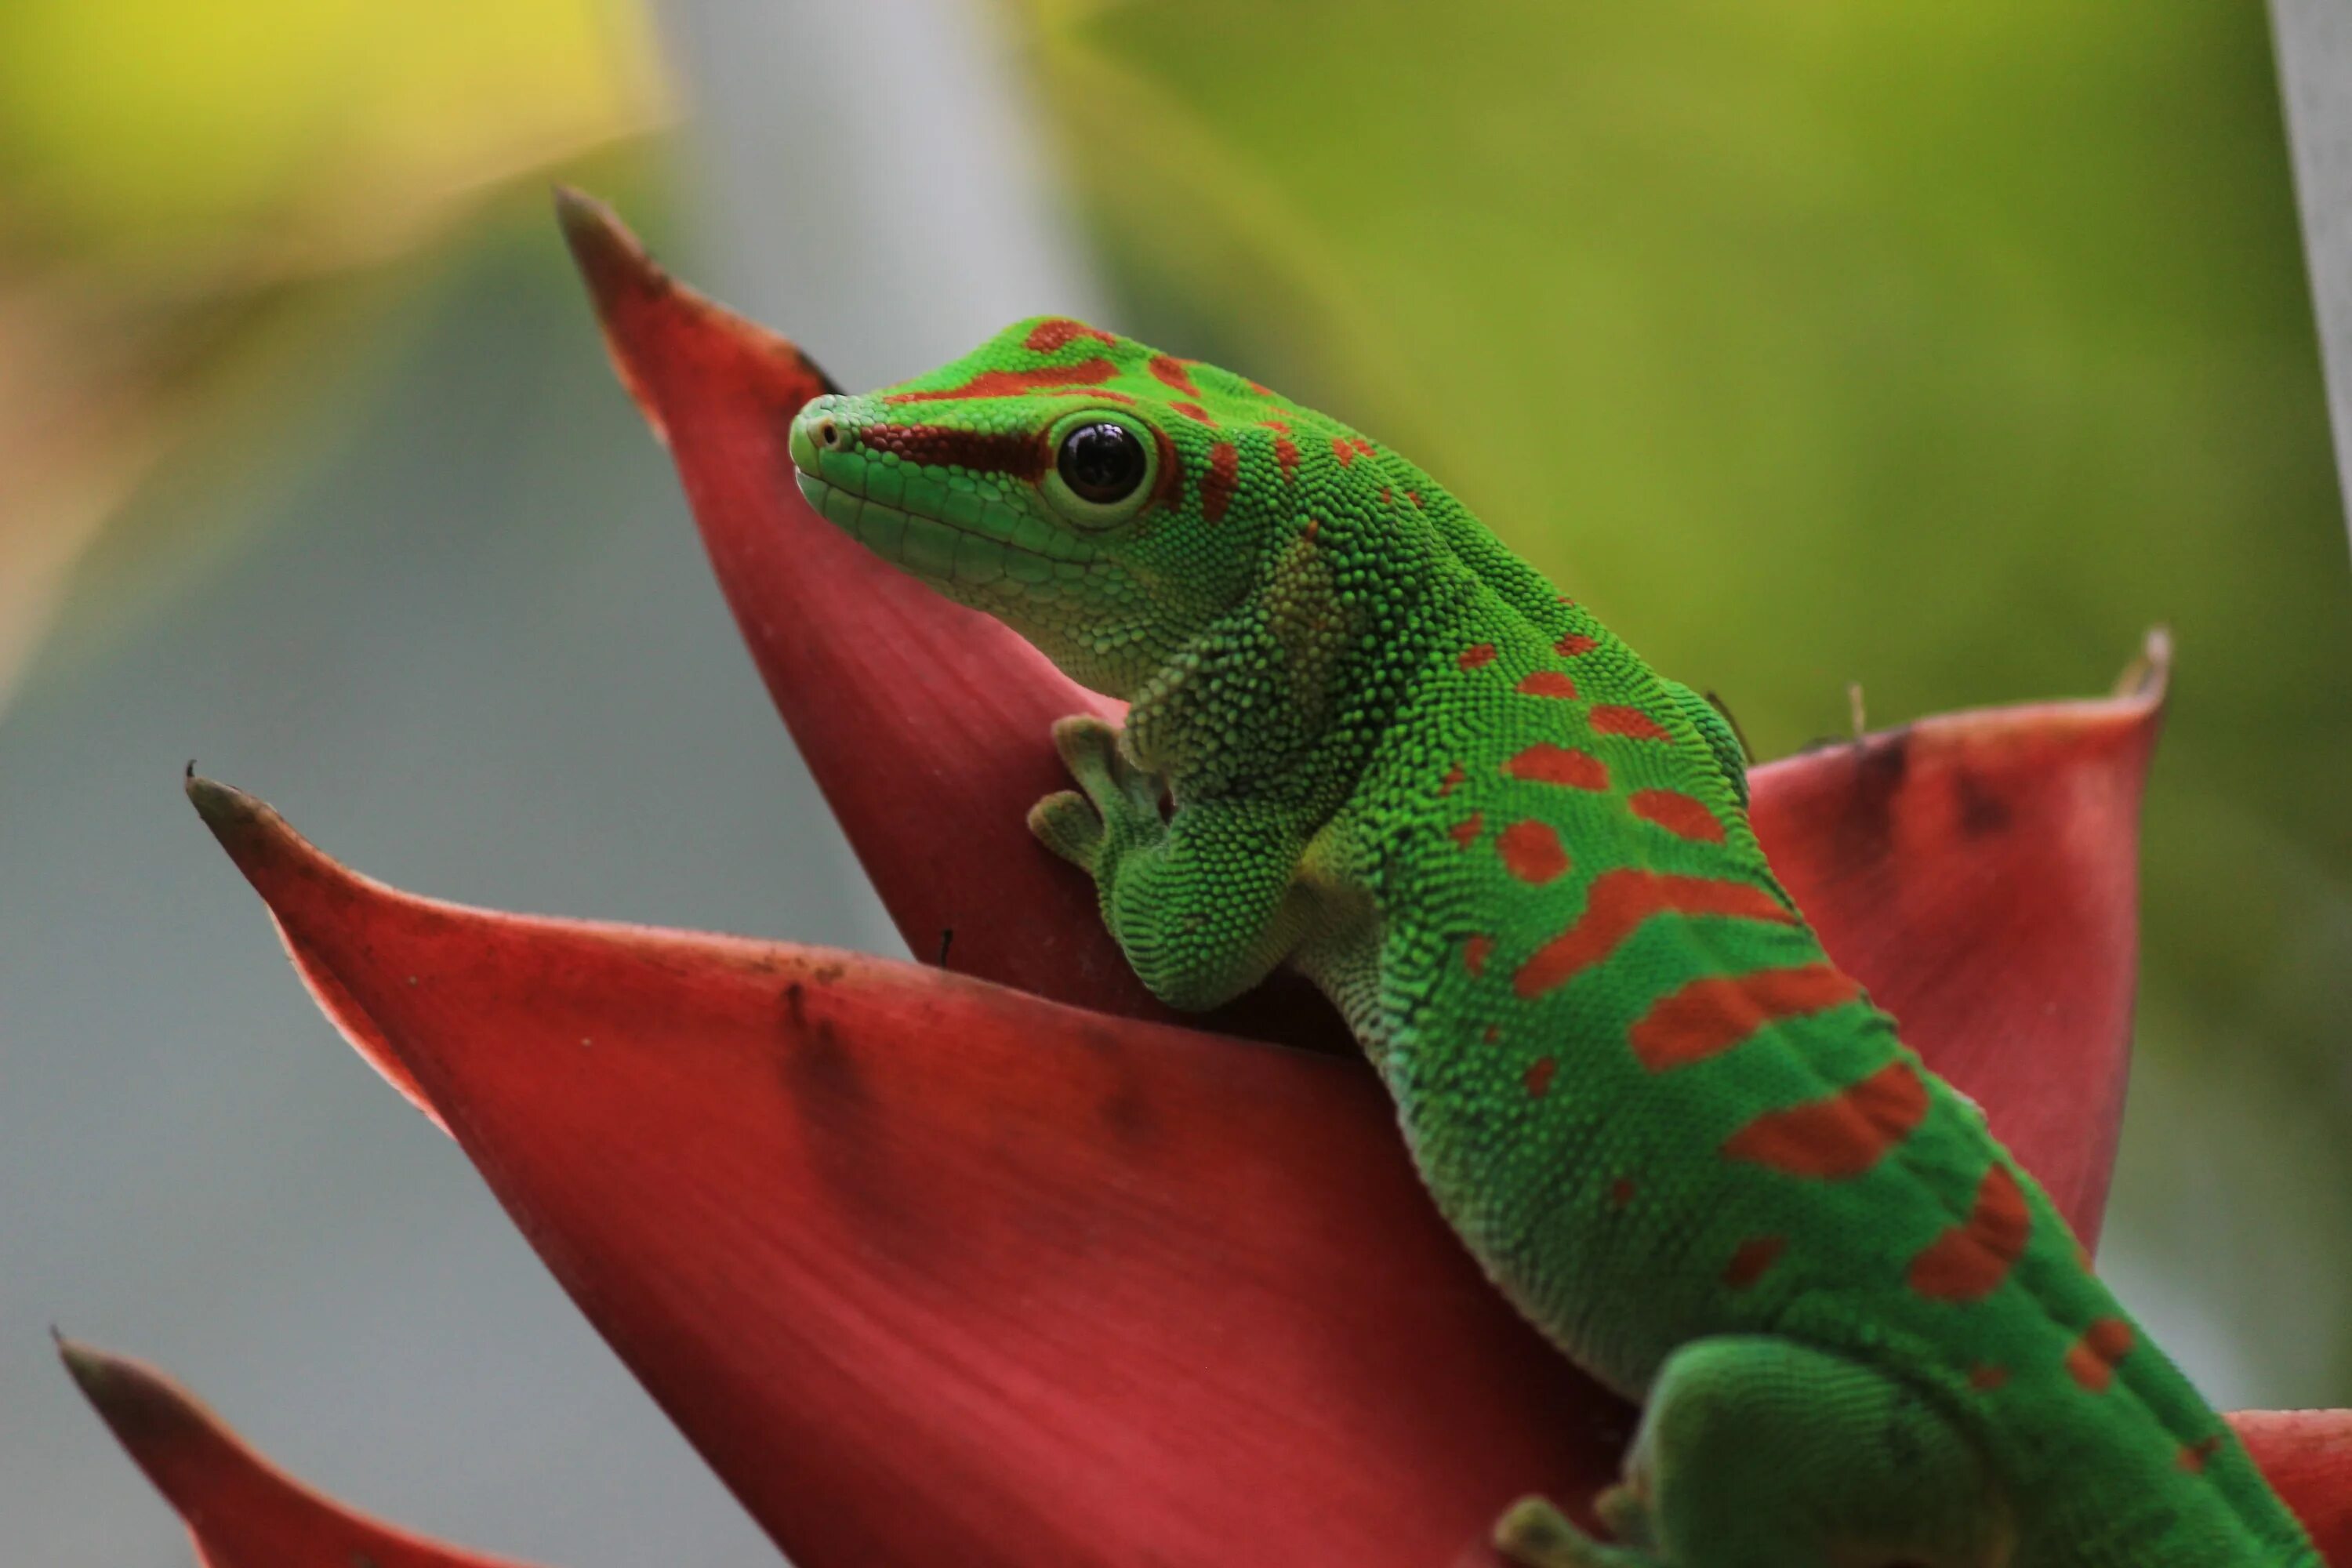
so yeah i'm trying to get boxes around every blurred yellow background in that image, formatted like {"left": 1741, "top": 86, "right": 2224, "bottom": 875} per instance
{"left": 3, "top": 2, "right": 2346, "bottom": 1563}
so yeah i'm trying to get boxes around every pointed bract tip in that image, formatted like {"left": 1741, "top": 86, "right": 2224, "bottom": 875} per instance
{"left": 552, "top": 183, "right": 668, "bottom": 319}
{"left": 550, "top": 185, "right": 678, "bottom": 439}
{"left": 54, "top": 1336, "right": 198, "bottom": 1448}
{"left": 54, "top": 1332, "right": 111, "bottom": 1395}
{"left": 182, "top": 775, "right": 349, "bottom": 904}
{"left": 184, "top": 772, "right": 267, "bottom": 840}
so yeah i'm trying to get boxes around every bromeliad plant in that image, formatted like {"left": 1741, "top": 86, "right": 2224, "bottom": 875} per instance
{"left": 60, "top": 193, "right": 2352, "bottom": 1568}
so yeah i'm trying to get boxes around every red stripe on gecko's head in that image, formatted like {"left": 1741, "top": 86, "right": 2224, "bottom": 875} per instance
{"left": 858, "top": 423, "right": 1051, "bottom": 481}
{"left": 1148, "top": 355, "right": 1200, "bottom": 397}
{"left": 1024, "top": 318, "right": 1117, "bottom": 354}
{"left": 1149, "top": 423, "right": 1185, "bottom": 513}
{"left": 887, "top": 359, "right": 1120, "bottom": 404}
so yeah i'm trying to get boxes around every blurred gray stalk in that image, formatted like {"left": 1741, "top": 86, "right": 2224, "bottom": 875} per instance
{"left": 2270, "top": 0, "right": 2352, "bottom": 536}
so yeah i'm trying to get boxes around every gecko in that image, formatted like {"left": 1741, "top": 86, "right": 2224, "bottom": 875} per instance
{"left": 782, "top": 316, "right": 2318, "bottom": 1567}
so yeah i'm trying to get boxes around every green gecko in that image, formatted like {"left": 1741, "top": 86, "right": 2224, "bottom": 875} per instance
{"left": 784, "top": 317, "right": 2317, "bottom": 1567}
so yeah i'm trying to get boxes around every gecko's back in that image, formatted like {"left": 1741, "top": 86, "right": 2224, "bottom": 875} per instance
{"left": 1333, "top": 550, "right": 2306, "bottom": 1564}
{"left": 785, "top": 318, "right": 2319, "bottom": 1566}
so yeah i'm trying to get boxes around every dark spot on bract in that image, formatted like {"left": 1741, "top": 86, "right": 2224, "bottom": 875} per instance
{"left": 1830, "top": 724, "right": 1912, "bottom": 880}
{"left": 1954, "top": 767, "right": 2013, "bottom": 839}
{"left": 1097, "top": 1065, "right": 1158, "bottom": 1145}
{"left": 777, "top": 984, "right": 935, "bottom": 1255}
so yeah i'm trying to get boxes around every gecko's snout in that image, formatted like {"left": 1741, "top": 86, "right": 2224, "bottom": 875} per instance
{"left": 786, "top": 394, "right": 851, "bottom": 479}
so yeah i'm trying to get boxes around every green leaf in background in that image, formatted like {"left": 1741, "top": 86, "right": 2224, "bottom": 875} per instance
{"left": 1016, "top": 0, "right": 2352, "bottom": 1399}
{"left": 0, "top": 0, "right": 668, "bottom": 711}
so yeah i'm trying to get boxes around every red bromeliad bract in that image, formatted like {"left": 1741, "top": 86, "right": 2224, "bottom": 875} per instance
{"left": 60, "top": 191, "right": 2352, "bottom": 1568}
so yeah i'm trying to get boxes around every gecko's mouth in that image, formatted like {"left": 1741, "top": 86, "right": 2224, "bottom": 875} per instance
{"left": 793, "top": 465, "right": 1099, "bottom": 592}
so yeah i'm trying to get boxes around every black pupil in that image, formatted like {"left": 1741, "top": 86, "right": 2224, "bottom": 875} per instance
{"left": 1058, "top": 423, "right": 1147, "bottom": 505}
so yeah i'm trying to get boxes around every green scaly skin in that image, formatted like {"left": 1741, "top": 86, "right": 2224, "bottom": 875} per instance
{"left": 785, "top": 318, "right": 2318, "bottom": 1566}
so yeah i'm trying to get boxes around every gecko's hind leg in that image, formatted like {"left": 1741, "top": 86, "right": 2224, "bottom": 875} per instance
{"left": 1494, "top": 1495, "right": 1650, "bottom": 1567}
{"left": 1497, "top": 1336, "right": 2010, "bottom": 1568}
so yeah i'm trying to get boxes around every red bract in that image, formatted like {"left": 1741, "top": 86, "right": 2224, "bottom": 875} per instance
{"left": 62, "top": 191, "right": 2352, "bottom": 1568}
{"left": 183, "top": 775, "right": 1628, "bottom": 1566}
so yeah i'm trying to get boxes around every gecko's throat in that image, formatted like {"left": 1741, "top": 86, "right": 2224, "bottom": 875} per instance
{"left": 786, "top": 401, "right": 1100, "bottom": 593}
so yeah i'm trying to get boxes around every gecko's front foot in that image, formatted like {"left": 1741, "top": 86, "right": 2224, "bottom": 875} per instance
{"left": 1027, "top": 713, "right": 1167, "bottom": 880}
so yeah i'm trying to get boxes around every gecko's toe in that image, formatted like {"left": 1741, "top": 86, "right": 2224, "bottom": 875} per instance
{"left": 1028, "top": 789, "right": 1104, "bottom": 870}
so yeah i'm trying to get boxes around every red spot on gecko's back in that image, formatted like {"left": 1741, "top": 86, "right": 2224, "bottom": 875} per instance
{"left": 1172, "top": 401, "right": 1217, "bottom": 426}
{"left": 1272, "top": 434, "right": 1301, "bottom": 485}
{"left": 1459, "top": 643, "right": 1497, "bottom": 670}
{"left": 1969, "top": 1363, "right": 2011, "bottom": 1392}
{"left": 1496, "top": 820, "right": 1570, "bottom": 884}
{"left": 1504, "top": 744, "right": 1608, "bottom": 790}
{"left": 890, "top": 359, "right": 1119, "bottom": 404}
{"left": 1462, "top": 935, "right": 1494, "bottom": 977}
{"left": 1607, "top": 1177, "right": 1637, "bottom": 1209}
{"left": 2179, "top": 1436, "right": 2224, "bottom": 1473}
{"left": 1722, "top": 1235, "right": 1788, "bottom": 1290}
{"left": 1514, "top": 870, "right": 1793, "bottom": 1000}
{"left": 1448, "top": 812, "right": 1484, "bottom": 848}
{"left": 1438, "top": 762, "right": 1467, "bottom": 797}
{"left": 1202, "top": 442, "right": 1240, "bottom": 524}
{"left": 1516, "top": 671, "right": 1580, "bottom": 700}
{"left": 1023, "top": 318, "right": 1116, "bottom": 354}
{"left": 1555, "top": 633, "right": 1598, "bottom": 656}
{"left": 2066, "top": 1319, "right": 2135, "bottom": 1392}
{"left": 1590, "top": 705, "right": 1670, "bottom": 741}
{"left": 1720, "top": 1060, "right": 1929, "bottom": 1179}
{"left": 1628, "top": 964, "right": 1864, "bottom": 1073}
{"left": 1907, "top": 1163, "right": 2031, "bottom": 1302}
{"left": 1148, "top": 355, "right": 1200, "bottom": 397}
{"left": 1631, "top": 789, "right": 1726, "bottom": 843}
{"left": 1523, "top": 1057, "right": 1557, "bottom": 1098}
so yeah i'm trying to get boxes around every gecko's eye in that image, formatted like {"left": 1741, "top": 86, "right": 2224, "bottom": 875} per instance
{"left": 1040, "top": 412, "right": 1160, "bottom": 529}
{"left": 1056, "top": 422, "right": 1148, "bottom": 504}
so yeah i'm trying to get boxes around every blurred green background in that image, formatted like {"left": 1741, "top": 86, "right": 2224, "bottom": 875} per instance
{"left": 2, "top": 1, "right": 2346, "bottom": 1562}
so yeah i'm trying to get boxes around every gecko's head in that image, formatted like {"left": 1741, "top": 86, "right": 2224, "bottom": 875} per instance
{"left": 787, "top": 317, "right": 1334, "bottom": 698}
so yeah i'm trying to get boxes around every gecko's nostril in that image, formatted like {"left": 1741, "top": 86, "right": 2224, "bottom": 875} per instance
{"left": 816, "top": 418, "right": 842, "bottom": 450}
